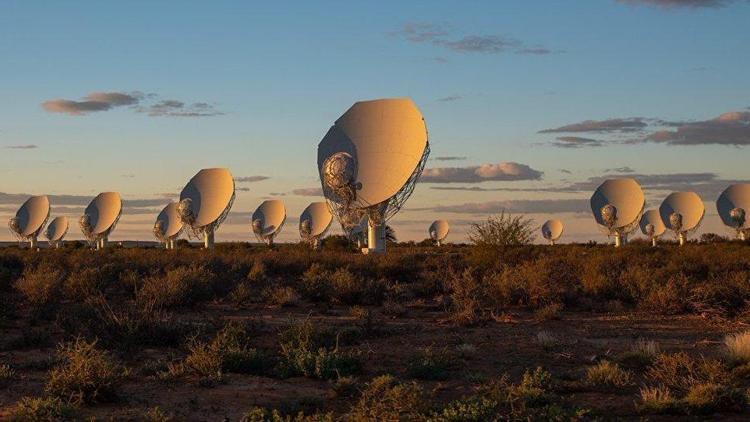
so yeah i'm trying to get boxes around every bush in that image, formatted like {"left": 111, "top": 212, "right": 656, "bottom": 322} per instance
{"left": 584, "top": 361, "right": 633, "bottom": 389}
{"left": 10, "top": 396, "right": 76, "bottom": 421}
{"left": 406, "top": 346, "right": 454, "bottom": 380}
{"left": 15, "top": 266, "right": 65, "bottom": 312}
{"left": 646, "top": 352, "right": 728, "bottom": 394}
{"left": 278, "top": 319, "right": 362, "bottom": 380}
{"left": 137, "top": 266, "right": 216, "bottom": 308}
{"left": 45, "top": 338, "right": 125, "bottom": 404}
{"left": 0, "top": 362, "right": 16, "bottom": 387}
{"left": 725, "top": 330, "right": 750, "bottom": 364}
{"left": 468, "top": 212, "right": 535, "bottom": 247}
{"left": 637, "top": 385, "right": 677, "bottom": 414}
{"left": 619, "top": 338, "right": 660, "bottom": 369}
{"left": 349, "top": 375, "right": 424, "bottom": 420}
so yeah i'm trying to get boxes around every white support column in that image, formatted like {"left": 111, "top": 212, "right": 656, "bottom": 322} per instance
{"left": 614, "top": 233, "right": 622, "bottom": 248}
{"left": 679, "top": 232, "right": 686, "bottom": 246}
{"left": 29, "top": 237, "right": 37, "bottom": 250}
{"left": 204, "top": 228, "right": 214, "bottom": 249}
{"left": 366, "top": 219, "right": 385, "bottom": 254}
{"left": 652, "top": 237, "right": 657, "bottom": 247}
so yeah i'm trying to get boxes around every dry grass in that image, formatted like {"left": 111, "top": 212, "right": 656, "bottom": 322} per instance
{"left": 725, "top": 330, "right": 750, "bottom": 364}
{"left": 584, "top": 361, "right": 633, "bottom": 389}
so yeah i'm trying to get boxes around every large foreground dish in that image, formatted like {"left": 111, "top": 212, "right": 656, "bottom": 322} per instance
{"left": 541, "top": 219, "right": 564, "bottom": 245}
{"left": 154, "top": 202, "right": 184, "bottom": 249}
{"left": 299, "top": 202, "right": 333, "bottom": 250}
{"left": 317, "top": 97, "right": 430, "bottom": 254}
{"left": 660, "top": 191, "right": 704, "bottom": 246}
{"left": 716, "top": 184, "right": 750, "bottom": 240}
{"left": 252, "top": 199, "right": 286, "bottom": 246}
{"left": 178, "top": 168, "right": 235, "bottom": 249}
{"left": 590, "top": 178, "right": 644, "bottom": 247}
{"left": 8, "top": 195, "right": 50, "bottom": 249}
{"left": 639, "top": 209, "right": 666, "bottom": 247}
{"left": 80, "top": 192, "right": 122, "bottom": 250}
{"left": 44, "top": 216, "right": 69, "bottom": 249}
{"left": 429, "top": 220, "right": 450, "bottom": 246}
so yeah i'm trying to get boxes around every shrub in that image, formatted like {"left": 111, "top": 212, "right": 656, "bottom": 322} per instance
{"left": 536, "top": 331, "right": 559, "bottom": 350}
{"left": 278, "top": 319, "right": 362, "bottom": 380}
{"left": 725, "top": 330, "right": 750, "bottom": 364}
{"left": 15, "top": 266, "right": 65, "bottom": 312}
{"left": 137, "top": 266, "right": 215, "bottom": 309}
{"left": 619, "top": 338, "right": 660, "bottom": 369}
{"left": 406, "top": 346, "right": 454, "bottom": 380}
{"left": 264, "top": 286, "right": 301, "bottom": 307}
{"left": 468, "top": 212, "right": 535, "bottom": 247}
{"left": 349, "top": 375, "right": 424, "bottom": 420}
{"left": 0, "top": 362, "right": 16, "bottom": 387}
{"left": 10, "top": 396, "right": 76, "bottom": 421}
{"left": 45, "top": 338, "right": 125, "bottom": 404}
{"left": 534, "top": 302, "right": 563, "bottom": 321}
{"left": 637, "top": 385, "right": 677, "bottom": 414}
{"left": 446, "top": 269, "right": 485, "bottom": 326}
{"left": 584, "top": 361, "right": 633, "bottom": 389}
{"left": 646, "top": 352, "right": 728, "bottom": 394}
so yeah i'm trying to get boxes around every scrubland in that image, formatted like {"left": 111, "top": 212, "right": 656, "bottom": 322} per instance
{"left": 1, "top": 239, "right": 750, "bottom": 420}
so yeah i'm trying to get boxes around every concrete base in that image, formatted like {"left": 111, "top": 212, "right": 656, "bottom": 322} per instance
{"left": 366, "top": 220, "right": 385, "bottom": 254}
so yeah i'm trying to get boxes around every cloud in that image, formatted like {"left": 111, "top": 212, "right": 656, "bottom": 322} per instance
{"left": 421, "top": 162, "right": 543, "bottom": 183}
{"left": 641, "top": 111, "right": 750, "bottom": 146}
{"left": 559, "top": 169, "right": 573, "bottom": 174}
{"left": 413, "top": 199, "right": 590, "bottom": 215}
{"left": 550, "top": 136, "right": 606, "bottom": 148}
{"left": 606, "top": 166, "right": 636, "bottom": 173}
{"left": 4, "top": 144, "right": 38, "bottom": 149}
{"left": 616, "top": 0, "right": 732, "bottom": 8}
{"left": 234, "top": 176, "right": 270, "bottom": 183}
{"left": 433, "top": 156, "right": 467, "bottom": 161}
{"left": 393, "top": 23, "right": 554, "bottom": 55}
{"left": 437, "top": 95, "right": 462, "bottom": 102}
{"left": 237, "top": 187, "right": 251, "bottom": 192}
{"left": 42, "top": 91, "right": 142, "bottom": 115}
{"left": 291, "top": 187, "right": 324, "bottom": 196}
{"left": 539, "top": 118, "right": 647, "bottom": 133}
{"left": 137, "top": 100, "right": 223, "bottom": 117}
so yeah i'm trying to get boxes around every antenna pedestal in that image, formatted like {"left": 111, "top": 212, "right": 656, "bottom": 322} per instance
{"left": 678, "top": 233, "right": 686, "bottom": 246}
{"left": 740, "top": 231, "right": 747, "bottom": 241}
{"left": 366, "top": 220, "right": 386, "bottom": 254}
{"left": 436, "top": 240, "right": 442, "bottom": 247}
{"left": 204, "top": 228, "right": 215, "bottom": 249}
{"left": 651, "top": 238, "right": 657, "bottom": 247}
{"left": 614, "top": 233, "right": 622, "bottom": 248}
{"left": 30, "top": 237, "right": 37, "bottom": 250}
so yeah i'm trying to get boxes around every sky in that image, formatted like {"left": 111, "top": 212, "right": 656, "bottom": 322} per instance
{"left": 1, "top": 0, "right": 749, "bottom": 244}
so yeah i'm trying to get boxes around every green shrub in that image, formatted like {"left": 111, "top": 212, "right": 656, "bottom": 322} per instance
{"left": 278, "top": 319, "right": 362, "bottom": 380}
{"left": 406, "top": 346, "right": 454, "bottom": 380}
{"left": 10, "top": 396, "right": 76, "bottom": 421}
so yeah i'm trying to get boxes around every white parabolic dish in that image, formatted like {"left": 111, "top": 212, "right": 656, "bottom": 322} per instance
{"left": 155, "top": 202, "right": 184, "bottom": 239}
{"left": 590, "top": 178, "right": 645, "bottom": 230}
{"left": 253, "top": 199, "right": 286, "bottom": 237}
{"left": 716, "top": 184, "right": 750, "bottom": 230}
{"left": 659, "top": 191, "right": 705, "bottom": 232}
{"left": 541, "top": 219, "right": 564, "bottom": 241}
{"left": 639, "top": 210, "right": 666, "bottom": 237}
{"left": 45, "top": 216, "right": 69, "bottom": 242}
{"left": 318, "top": 97, "right": 429, "bottom": 210}
{"left": 180, "top": 168, "right": 235, "bottom": 229}
{"left": 300, "top": 202, "right": 333, "bottom": 238}
{"left": 13, "top": 195, "right": 50, "bottom": 237}
{"left": 85, "top": 192, "right": 122, "bottom": 235}
{"left": 429, "top": 220, "right": 450, "bottom": 241}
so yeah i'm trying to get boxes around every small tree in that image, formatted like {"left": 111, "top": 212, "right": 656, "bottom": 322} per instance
{"left": 468, "top": 211, "right": 535, "bottom": 247}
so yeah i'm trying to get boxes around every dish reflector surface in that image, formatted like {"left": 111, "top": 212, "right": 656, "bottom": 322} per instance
{"left": 659, "top": 191, "right": 705, "bottom": 232}
{"left": 541, "top": 219, "right": 564, "bottom": 241}
{"left": 429, "top": 220, "right": 450, "bottom": 241}
{"left": 180, "top": 168, "right": 235, "bottom": 228}
{"left": 590, "top": 178, "right": 645, "bottom": 230}
{"left": 252, "top": 199, "right": 286, "bottom": 237}
{"left": 13, "top": 195, "right": 50, "bottom": 237}
{"left": 45, "top": 216, "right": 69, "bottom": 241}
{"left": 155, "top": 202, "right": 184, "bottom": 239}
{"left": 84, "top": 192, "right": 122, "bottom": 235}
{"left": 639, "top": 210, "right": 666, "bottom": 237}
{"left": 717, "top": 184, "right": 750, "bottom": 230}
{"left": 318, "top": 98, "right": 429, "bottom": 207}
{"left": 300, "top": 202, "right": 333, "bottom": 238}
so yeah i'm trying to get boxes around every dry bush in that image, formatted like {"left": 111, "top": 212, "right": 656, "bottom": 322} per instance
{"left": 637, "top": 385, "right": 677, "bottom": 414}
{"left": 10, "top": 396, "right": 76, "bottom": 421}
{"left": 619, "top": 338, "right": 660, "bottom": 369}
{"left": 263, "top": 286, "right": 301, "bottom": 307}
{"left": 446, "top": 269, "right": 486, "bottom": 326}
{"left": 278, "top": 319, "right": 362, "bottom": 380}
{"left": 468, "top": 212, "right": 535, "bottom": 247}
{"left": 298, "top": 263, "right": 333, "bottom": 303}
{"left": 349, "top": 375, "right": 424, "bottom": 421}
{"left": 584, "top": 361, "right": 633, "bottom": 389}
{"left": 15, "top": 265, "right": 65, "bottom": 312}
{"left": 137, "top": 266, "right": 216, "bottom": 309}
{"left": 0, "top": 362, "right": 15, "bottom": 387}
{"left": 725, "top": 330, "right": 750, "bottom": 364}
{"left": 405, "top": 346, "right": 455, "bottom": 380}
{"left": 45, "top": 338, "right": 125, "bottom": 404}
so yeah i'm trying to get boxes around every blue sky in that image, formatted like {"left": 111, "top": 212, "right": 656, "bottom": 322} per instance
{"left": 1, "top": 0, "right": 749, "bottom": 243}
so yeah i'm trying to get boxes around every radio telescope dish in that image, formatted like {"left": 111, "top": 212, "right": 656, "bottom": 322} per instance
{"left": 429, "top": 220, "right": 450, "bottom": 246}
{"left": 178, "top": 168, "right": 235, "bottom": 249}
{"left": 299, "top": 202, "right": 333, "bottom": 250}
{"left": 8, "top": 195, "right": 50, "bottom": 249}
{"left": 639, "top": 210, "right": 665, "bottom": 247}
{"left": 252, "top": 199, "right": 286, "bottom": 246}
{"left": 44, "top": 216, "right": 69, "bottom": 249}
{"left": 348, "top": 215, "right": 369, "bottom": 249}
{"left": 541, "top": 219, "right": 564, "bottom": 245}
{"left": 154, "top": 202, "right": 184, "bottom": 249}
{"left": 590, "top": 178, "right": 644, "bottom": 247}
{"left": 659, "top": 191, "right": 705, "bottom": 246}
{"left": 716, "top": 184, "right": 750, "bottom": 240}
{"left": 317, "top": 98, "right": 430, "bottom": 254}
{"left": 80, "top": 192, "right": 122, "bottom": 250}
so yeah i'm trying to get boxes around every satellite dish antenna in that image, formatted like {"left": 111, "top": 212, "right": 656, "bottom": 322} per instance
{"left": 317, "top": 98, "right": 430, "bottom": 254}
{"left": 8, "top": 195, "right": 50, "bottom": 249}
{"left": 541, "top": 219, "right": 564, "bottom": 245}
{"left": 44, "top": 216, "right": 69, "bottom": 249}
{"left": 639, "top": 209, "right": 666, "bottom": 247}
{"left": 153, "top": 202, "right": 184, "bottom": 249}
{"left": 299, "top": 202, "right": 333, "bottom": 250}
{"left": 178, "top": 168, "right": 235, "bottom": 249}
{"left": 252, "top": 199, "right": 286, "bottom": 246}
{"left": 80, "top": 192, "right": 122, "bottom": 250}
{"left": 716, "top": 184, "right": 750, "bottom": 241}
{"left": 429, "top": 220, "right": 450, "bottom": 246}
{"left": 590, "top": 178, "right": 645, "bottom": 247}
{"left": 660, "top": 191, "right": 705, "bottom": 246}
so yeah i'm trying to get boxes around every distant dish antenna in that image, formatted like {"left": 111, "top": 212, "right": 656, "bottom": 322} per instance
{"left": 154, "top": 202, "right": 184, "bottom": 249}
{"left": 716, "top": 184, "right": 750, "bottom": 241}
{"left": 590, "top": 178, "right": 644, "bottom": 247}
{"left": 659, "top": 191, "right": 705, "bottom": 246}
{"left": 639, "top": 209, "right": 665, "bottom": 247}
{"left": 299, "top": 202, "right": 333, "bottom": 250}
{"left": 429, "top": 220, "right": 450, "bottom": 246}
{"left": 541, "top": 219, "right": 564, "bottom": 245}
{"left": 44, "top": 216, "right": 69, "bottom": 249}
{"left": 317, "top": 98, "right": 430, "bottom": 254}
{"left": 178, "top": 168, "right": 235, "bottom": 249}
{"left": 80, "top": 192, "right": 122, "bottom": 250}
{"left": 252, "top": 199, "right": 286, "bottom": 246}
{"left": 8, "top": 195, "right": 50, "bottom": 249}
